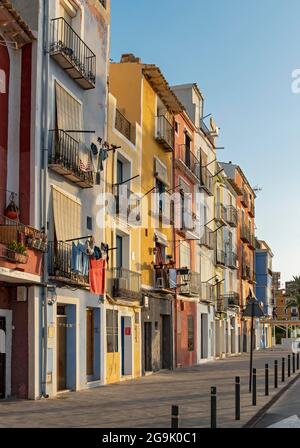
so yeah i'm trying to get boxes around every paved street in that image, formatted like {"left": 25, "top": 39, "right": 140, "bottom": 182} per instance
{"left": 254, "top": 374, "right": 300, "bottom": 427}
{"left": 0, "top": 348, "right": 297, "bottom": 428}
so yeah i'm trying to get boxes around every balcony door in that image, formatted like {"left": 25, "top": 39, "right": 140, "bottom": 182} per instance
{"left": 86, "top": 308, "right": 94, "bottom": 378}
{"left": 185, "top": 133, "right": 191, "bottom": 169}
{"left": 116, "top": 235, "right": 123, "bottom": 269}
{"left": 57, "top": 305, "right": 67, "bottom": 391}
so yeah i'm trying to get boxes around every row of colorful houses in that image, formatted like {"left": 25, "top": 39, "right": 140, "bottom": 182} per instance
{"left": 0, "top": 0, "right": 275, "bottom": 400}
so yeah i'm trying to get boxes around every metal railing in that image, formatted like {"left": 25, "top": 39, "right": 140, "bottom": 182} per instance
{"left": 179, "top": 271, "right": 201, "bottom": 296}
{"left": 115, "top": 109, "right": 135, "bottom": 144}
{"left": 156, "top": 115, "right": 174, "bottom": 151}
{"left": 50, "top": 17, "right": 96, "bottom": 87}
{"left": 0, "top": 215, "right": 46, "bottom": 252}
{"left": 241, "top": 224, "right": 250, "bottom": 243}
{"left": 200, "top": 282, "right": 215, "bottom": 302}
{"left": 200, "top": 226, "right": 214, "bottom": 249}
{"left": 218, "top": 292, "right": 240, "bottom": 311}
{"left": 113, "top": 185, "right": 140, "bottom": 221}
{"left": 177, "top": 145, "right": 201, "bottom": 179}
{"left": 226, "top": 205, "right": 238, "bottom": 227}
{"left": 241, "top": 190, "right": 249, "bottom": 208}
{"left": 216, "top": 249, "right": 226, "bottom": 266}
{"left": 48, "top": 241, "right": 89, "bottom": 286}
{"left": 49, "top": 130, "right": 94, "bottom": 187}
{"left": 215, "top": 203, "right": 227, "bottom": 222}
{"left": 200, "top": 166, "right": 213, "bottom": 195}
{"left": 226, "top": 250, "right": 238, "bottom": 269}
{"left": 107, "top": 267, "right": 141, "bottom": 300}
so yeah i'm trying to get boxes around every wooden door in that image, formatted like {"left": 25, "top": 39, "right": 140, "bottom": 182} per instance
{"left": 144, "top": 322, "right": 152, "bottom": 372}
{"left": 86, "top": 308, "right": 94, "bottom": 376}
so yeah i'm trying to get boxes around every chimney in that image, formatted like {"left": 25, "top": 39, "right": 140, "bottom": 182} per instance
{"left": 120, "top": 53, "right": 141, "bottom": 63}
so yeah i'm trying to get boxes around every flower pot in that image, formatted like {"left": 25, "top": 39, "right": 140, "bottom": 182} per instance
{"left": 6, "top": 249, "right": 17, "bottom": 262}
{"left": 16, "top": 253, "right": 28, "bottom": 264}
{"left": 32, "top": 239, "right": 42, "bottom": 250}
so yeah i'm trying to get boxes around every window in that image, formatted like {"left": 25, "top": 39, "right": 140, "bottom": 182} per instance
{"left": 99, "top": 0, "right": 106, "bottom": 8}
{"left": 187, "top": 315, "right": 194, "bottom": 351}
{"left": 156, "top": 178, "right": 166, "bottom": 215}
{"left": 106, "top": 309, "right": 118, "bottom": 353}
{"left": 87, "top": 216, "right": 92, "bottom": 230}
{"left": 175, "top": 121, "right": 179, "bottom": 134}
{"left": 55, "top": 82, "right": 82, "bottom": 141}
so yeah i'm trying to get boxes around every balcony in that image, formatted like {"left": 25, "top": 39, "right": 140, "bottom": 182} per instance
{"left": 176, "top": 145, "right": 201, "bottom": 181}
{"left": 199, "top": 166, "right": 214, "bottom": 196}
{"left": 179, "top": 271, "right": 201, "bottom": 297}
{"left": 200, "top": 120, "right": 214, "bottom": 145}
{"left": 49, "top": 18, "right": 96, "bottom": 89}
{"left": 216, "top": 249, "right": 226, "bottom": 267}
{"left": 217, "top": 292, "right": 240, "bottom": 311}
{"left": 248, "top": 231, "right": 255, "bottom": 250}
{"left": 48, "top": 241, "right": 89, "bottom": 288}
{"left": 215, "top": 203, "right": 227, "bottom": 224}
{"left": 240, "top": 224, "right": 250, "bottom": 243}
{"left": 200, "top": 282, "right": 215, "bottom": 303}
{"left": 0, "top": 216, "right": 44, "bottom": 282}
{"left": 107, "top": 267, "right": 142, "bottom": 301}
{"left": 48, "top": 130, "right": 94, "bottom": 188}
{"left": 113, "top": 185, "right": 140, "bottom": 224}
{"left": 226, "top": 205, "right": 238, "bottom": 227}
{"left": 156, "top": 115, "right": 174, "bottom": 151}
{"left": 115, "top": 109, "right": 136, "bottom": 144}
{"left": 226, "top": 251, "right": 238, "bottom": 269}
{"left": 153, "top": 266, "right": 174, "bottom": 292}
{"left": 241, "top": 190, "right": 249, "bottom": 208}
{"left": 200, "top": 226, "right": 214, "bottom": 250}
{"left": 248, "top": 201, "right": 255, "bottom": 217}
{"left": 242, "top": 262, "right": 255, "bottom": 282}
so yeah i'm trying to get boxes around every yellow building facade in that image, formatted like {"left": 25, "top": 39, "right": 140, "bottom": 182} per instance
{"left": 109, "top": 54, "right": 183, "bottom": 373}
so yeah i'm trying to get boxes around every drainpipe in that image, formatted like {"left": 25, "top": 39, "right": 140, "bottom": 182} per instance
{"left": 172, "top": 118, "right": 177, "bottom": 370}
{"left": 40, "top": 0, "right": 50, "bottom": 398}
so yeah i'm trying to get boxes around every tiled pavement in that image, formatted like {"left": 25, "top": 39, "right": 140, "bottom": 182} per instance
{"left": 0, "top": 347, "right": 298, "bottom": 428}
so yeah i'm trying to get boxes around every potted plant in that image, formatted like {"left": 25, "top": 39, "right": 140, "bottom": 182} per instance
{"left": 7, "top": 240, "right": 28, "bottom": 264}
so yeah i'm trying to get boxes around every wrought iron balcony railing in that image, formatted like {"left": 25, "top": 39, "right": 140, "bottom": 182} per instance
{"left": 241, "top": 190, "right": 249, "bottom": 208}
{"left": 48, "top": 241, "right": 89, "bottom": 287}
{"left": 50, "top": 17, "right": 96, "bottom": 89}
{"left": 48, "top": 130, "right": 94, "bottom": 188}
{"left": 200, "top": 166, "right": 214, "bottom": 196}
{"left": 200, "top": 226, "right": 214, "bottom": 250}
{"left": 200, "top": 282, "right": 215, "bottom": 303}
{"left": 156, "top": 115, "right": 174, "bottom": 151}
{"left": 179, "top": 271, "right": 202, "bottom": 296}
{"left": 240, "top": 224, "right": 250, "bottom": 243}
{"left": 226, "top": 205, "right": 238, "bottom": 227}
{"left": 113, "top": 185, "right": 140, "bottom": 223}
{"left": 217, "top": 292, "right": 240, "bottom": 311}
{"left": 107, "top": 267, "right": 142, "bottom": 300}
{"left": 215, "top": 203, "right": 227, "bottom": 223}
{"left": 216, "top": 249, "right": 226, "bottom": 266}
{"left": 115, "top": 109, "right": 136, "bottom": 144}
{"left": 226, "top": 250, "right": 238, "bottom": 269}
{"left": 176, "top": 145, "right": 201, "bottom": 180}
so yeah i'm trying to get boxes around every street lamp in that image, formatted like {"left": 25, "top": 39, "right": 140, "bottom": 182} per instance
{"left": 243, "top": 290, "right": 265, "bottom": 392}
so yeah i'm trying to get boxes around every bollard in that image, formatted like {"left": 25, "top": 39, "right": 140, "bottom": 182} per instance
{"left": 297, "top": 353, "right": 300, "bottom": 371}
{"left": 288, "top": 355, "right": 291, "bottom": 377}
{"left": 274, "top": 360, "right": 278, "bottom": 389}
{"left": 211, "top": 387, "right": 217, "bottom": 428}
{"left": 293, "top": 353, "right": 295, "bottom": 374}
{"left": 171, "top": 405, "right": 179, "bottom": 428}
{"left": 252, "top": 368, "right": 257, "bottom": 406}
{"left": 282, "top": 357, "right": 285, "bottom": 382}
{"left": 235, "top": 377, "right": 240, "bottom": 421}
{"left": 265, "top": 364, "right": 269, "bottom": 396}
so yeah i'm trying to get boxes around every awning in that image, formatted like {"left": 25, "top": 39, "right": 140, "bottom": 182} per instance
{"left": 55, "top": 81, "right": 82, "bottom": 141}
{"left": 52, "top": 185, "right": 81, "bottom": 242}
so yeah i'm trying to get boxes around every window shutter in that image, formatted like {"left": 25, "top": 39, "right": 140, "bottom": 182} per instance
{"left": 52, "top": 186, "right": 81, "bottom": 241}
{"left": 154, "top": 157, "right": 169, "bottom": 186}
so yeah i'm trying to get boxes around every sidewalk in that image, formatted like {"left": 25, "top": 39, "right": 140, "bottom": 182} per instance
{"left": 0, "top": 347, "right": 298, "bottom": 428}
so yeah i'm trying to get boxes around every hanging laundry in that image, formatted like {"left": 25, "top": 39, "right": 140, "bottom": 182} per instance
{"left": 98, "top": 147, "right": 109, "bottom": 172}
{"left": 78, "top": 242, "right": 89, "bottom": 277}
{"left": 71, "top": 242, "right": 82, "bottom": 274}
{"left": 90, "top": 142, "right": 98, "bottom": 156}
{"left": 169, "top": 268, "right": 177, "bottom": 289}
{"left": 89, "top": 258, "right": 106, "bottom": 295}
{"left": 79, "top": 157, "right": 92, "bottom": 172}
{"left": 94, "top": 245, "right": 102, "bottom": 260}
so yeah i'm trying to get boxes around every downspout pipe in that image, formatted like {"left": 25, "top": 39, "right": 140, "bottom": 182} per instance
{"left": 172, "top": 117, "right": 177, "bottom": 370}
{"left": 40, "top": 0, "right": 50, "bottom": 398}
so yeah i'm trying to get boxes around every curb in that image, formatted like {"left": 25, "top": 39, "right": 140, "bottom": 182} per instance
{"left": 243, "top": 372, "right": 300, "bottom": 428}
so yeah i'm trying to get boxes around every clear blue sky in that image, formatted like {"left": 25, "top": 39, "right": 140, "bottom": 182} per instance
{"left": 110, "top": 0, "right": 300, "bottom": 285}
